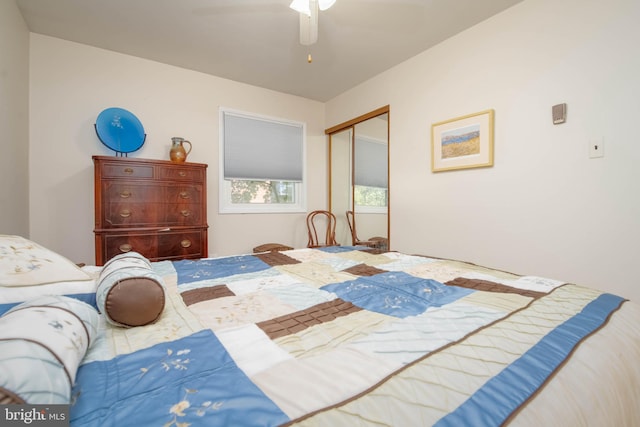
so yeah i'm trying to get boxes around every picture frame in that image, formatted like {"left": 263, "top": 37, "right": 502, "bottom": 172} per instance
{"left": 431, "top": 109, "right": 494, "bottom": 172}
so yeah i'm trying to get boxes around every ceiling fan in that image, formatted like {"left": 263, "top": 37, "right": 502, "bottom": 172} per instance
{"left": 289, "top": 0, "right": 336, "bottom": 47}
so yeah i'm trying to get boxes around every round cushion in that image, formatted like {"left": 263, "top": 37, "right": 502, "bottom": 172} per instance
{"left": 0, "top": 295, "right": 99, "bottom": 404}
{"left": 96, "top": 252, "right": 166, "bottom": 327}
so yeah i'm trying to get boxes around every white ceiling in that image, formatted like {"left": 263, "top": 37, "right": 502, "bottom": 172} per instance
{"left": 16, "top": 0, "right": 524, "bottom": 102}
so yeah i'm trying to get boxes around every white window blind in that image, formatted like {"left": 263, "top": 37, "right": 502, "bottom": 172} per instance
{"left": 355, "top": 136, "right": 388, "bottom": 188}
{"left": 223, "top": 111, "right": 304, "bottom": 182}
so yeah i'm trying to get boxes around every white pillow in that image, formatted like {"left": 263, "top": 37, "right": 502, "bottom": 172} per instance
{"left": 0, "top": 235, "right": 92, "bottom": 287}
{"left": 0, "top": 295, "right": 99, "bottom": 404}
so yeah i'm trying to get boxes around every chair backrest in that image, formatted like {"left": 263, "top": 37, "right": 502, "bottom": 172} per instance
{"left": 306, "top": 210, "right": 338, "bottom": 248}
{"left": 346, "top": 210, "right": 388, "bottom": 250}
{"left": 346, "top": 210, "right": 359, "bottom": 246}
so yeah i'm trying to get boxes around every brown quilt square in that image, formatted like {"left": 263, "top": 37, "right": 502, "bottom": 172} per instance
{"left": 343, "top": 263, "right": 387, "bottom": 277}
{"left": 445, "top": 277, "right": 545, "bottom": 299}
{"left": 254, "top": 251, "right": 301, "bottom": 266}
{"left": 257, "top": 298, "right": 362, "bottom": 339}
{"left": 181, "top": 284, "right": 235, "bottom": 306}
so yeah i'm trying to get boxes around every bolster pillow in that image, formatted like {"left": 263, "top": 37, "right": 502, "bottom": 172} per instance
{"left": 96, "top": 252, "right": 166, "bottom": 327}
{"left": 0, "top": 295, "right": 99, "bottom": 404}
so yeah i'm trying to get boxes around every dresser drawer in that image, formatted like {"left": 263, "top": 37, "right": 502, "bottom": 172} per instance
{"left": 101, "top": 233, "right": 158, "bottom": 261}
{"left": 98, "top": 228, "right": 206, "bottom": 264}
{"left": 158, "top": 166, "right": 204, "bottom": 182}
{"left": 103, "top": 182, "right": 158, "bottom": 203}
{"left": 103, "top": 201, "right": 203, "bottom": 227}
{"left": 165, "top": 185, "right": 203, "bottom": 203}
{"left": 100, "top": 162, "right": 154, "bottom": 179}
{"left": 104, "top": 202, "right": 161, "bottom": 227}
{"left": 164, "top": 203, "right": 203, "bottom": 226}
{"left": 157, "top": 230, "right": 206, "bottom": 261}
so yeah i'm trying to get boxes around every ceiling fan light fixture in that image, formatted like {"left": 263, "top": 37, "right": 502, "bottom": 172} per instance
{"left": 289, "top": 0, "right": 311, "bottom": 16}
{"left": 291, "top": 0, "right": 335, "bottom": 52}
{"left": 290, "top": 0, "right": 335, "bottom": 16}
{"left": 318, "top": 0, "right": 336, "bottom": 11}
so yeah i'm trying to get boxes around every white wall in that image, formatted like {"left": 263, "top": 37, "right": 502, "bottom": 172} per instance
{"left": 326, "top": 0, "right": 640, "bottom": 301}
{"left": 29, "top": 35, "right": 326, "bottom": 265}
{"left": 0, "top": 0, "right": 30, "bottom": 236}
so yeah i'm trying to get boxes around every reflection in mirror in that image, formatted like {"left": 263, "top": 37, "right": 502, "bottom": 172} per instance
{"left": 327, "top": 106, "right": 389, "bottom": 250}
{"left": 354, "top": 113, "right": 388, "bottom": 250}
{"left": 330, "top": 127, "right": 353, "bottom": 245}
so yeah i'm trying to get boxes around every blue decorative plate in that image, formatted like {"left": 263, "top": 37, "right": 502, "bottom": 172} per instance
{"left": 95, "top": 107, "right": 146, "bottom": 154}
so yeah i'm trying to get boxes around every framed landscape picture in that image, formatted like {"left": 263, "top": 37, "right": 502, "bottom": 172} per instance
{"left": 431, "top": 109, "right": 494, "bottom": 172}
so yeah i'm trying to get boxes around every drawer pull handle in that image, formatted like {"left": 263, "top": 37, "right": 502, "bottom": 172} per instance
{"left": 120, "top": 190, "right": 132, "bottom": 198}
{"left": 123, "top": 167, "right": 134, "bottom": 175}
{"left": 120, "top": 209, "right": 131, "bottom": 218}
{"left": 178, "top": 171, "right": 187, "bottom": 177}
{"left": 119, "top": 244, "right": 132, "bottom": 253}
{"left": 179, "top": 191, "right": 190, "bottom": 199}
{"left": 181, "top": 210, "right": 191, "bottom": 217}
{"left": 181, "top": 239, "right": 192, "bottom": 248}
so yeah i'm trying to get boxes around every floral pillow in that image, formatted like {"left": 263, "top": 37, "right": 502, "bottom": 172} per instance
{"left": 0, "top": 295, "right": 99, "bottom": 403}
{"left": 0, "top": 235, "right": 92, "bottom": 287}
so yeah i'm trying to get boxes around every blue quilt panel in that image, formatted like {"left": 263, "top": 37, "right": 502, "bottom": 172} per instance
{"left": 70, "top": 329, "right": 289, "bottom": 427}
{"left": 322, "top": 271, "right": 474, "bottom": 318}
{"left": 435, "top": 293, "right": 625, "bottom": 427}
{"left": 173, "top": 256, "right": 272, "bottom": 286}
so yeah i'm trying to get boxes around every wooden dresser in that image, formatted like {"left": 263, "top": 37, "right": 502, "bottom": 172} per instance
{"left": 93, "top": 156, "right": 208, "bottom": 265}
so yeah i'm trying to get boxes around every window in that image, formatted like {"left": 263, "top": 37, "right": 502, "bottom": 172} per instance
{"left": 354, "top": 136, "right": 388, "bottom": 213}
{"left": 354, "top": 185, "right": 388, "bottom": 210}
{"left": 219, "top": 109, "right": 306, "bottom": 213}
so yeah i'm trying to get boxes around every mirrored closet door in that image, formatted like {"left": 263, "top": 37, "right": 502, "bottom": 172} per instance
{"left": 326, "top": 106, "right": 390, "bottom": 250}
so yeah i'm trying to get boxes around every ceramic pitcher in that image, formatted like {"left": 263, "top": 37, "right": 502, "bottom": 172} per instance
{"left": 170, "top": 137, "right": 192, "bottom": 163}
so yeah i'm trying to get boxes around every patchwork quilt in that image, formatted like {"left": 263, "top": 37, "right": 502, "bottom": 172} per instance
{"left": 13, "top": 247, "right": 628, "bottom": 426}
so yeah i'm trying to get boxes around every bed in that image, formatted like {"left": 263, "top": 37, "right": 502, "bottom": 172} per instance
{"left": 1, "top": 234, "right": 639, "bottom": 426}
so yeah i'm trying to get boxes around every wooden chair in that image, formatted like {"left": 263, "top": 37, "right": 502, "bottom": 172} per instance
{"left": 306, "top": 210, "right": 338, "bottom": 248}
{"left": 346, "top": 210, "right": 388, "bottom": 250}
{"left": 346, "top": 210, "right": 377, "bottom": 248}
